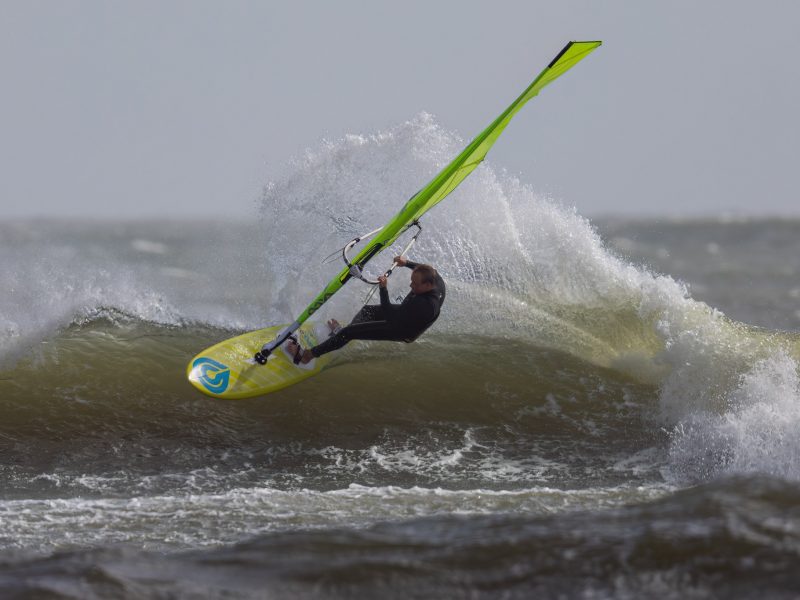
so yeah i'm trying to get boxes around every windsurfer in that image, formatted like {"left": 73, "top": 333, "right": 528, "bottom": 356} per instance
{"left": 286, "top": 256, "right": 445, "bottom": 364}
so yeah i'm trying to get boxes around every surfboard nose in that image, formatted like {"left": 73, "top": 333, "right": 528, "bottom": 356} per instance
{"left": 185, "top": 321, "right": 330, "bottom": 399}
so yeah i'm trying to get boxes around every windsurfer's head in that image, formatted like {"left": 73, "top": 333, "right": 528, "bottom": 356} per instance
{"left": 410, "top": 264, "right": 437, "bottom": 295}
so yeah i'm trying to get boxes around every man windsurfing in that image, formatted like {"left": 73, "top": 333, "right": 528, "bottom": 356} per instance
{"left": 286, "top": 255, "right": 445, "bottom": 364}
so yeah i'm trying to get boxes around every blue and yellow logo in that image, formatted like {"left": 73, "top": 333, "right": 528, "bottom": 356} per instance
{"left": 192, "top": 357, "right": 231, "bottom": 394}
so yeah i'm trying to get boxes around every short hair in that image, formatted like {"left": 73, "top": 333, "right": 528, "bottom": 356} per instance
{"left": 412, "top": 264, "right": 437, "bottom": 285}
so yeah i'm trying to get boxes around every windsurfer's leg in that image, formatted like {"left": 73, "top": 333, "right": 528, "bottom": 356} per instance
{"left": 311, "top": 320, "right": 405, "bottom": 357}
{"left": 349, "top": 304, "right": 386, "bottom": 325}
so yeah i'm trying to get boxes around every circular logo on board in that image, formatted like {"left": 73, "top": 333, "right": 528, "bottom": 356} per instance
{"left": 192, "top": 357, "right": 231, "bottom": 394}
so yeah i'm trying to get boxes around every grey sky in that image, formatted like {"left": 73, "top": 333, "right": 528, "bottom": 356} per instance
{"left": 2, "top": 1, "right": 799, "bottom": 219}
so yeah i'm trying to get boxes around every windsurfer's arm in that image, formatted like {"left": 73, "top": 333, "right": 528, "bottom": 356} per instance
{"left": 378, "top": 275, "right": 402, "bottom": 323}
{"left": 393, "top": 255, "right": 419, "bottom": 269}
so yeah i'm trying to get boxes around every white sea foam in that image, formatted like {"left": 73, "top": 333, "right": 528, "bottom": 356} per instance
{"left": 0, "top": 252, "right": 184, "bottom": 365}
{"left": 667, "top": 351, "right": 800, "bottom": 482}
{"left": 0, "top": 482, "right": 671, "bottom": 553}
{"left": 0, "top": 222, "right": 266, "bottom": 364}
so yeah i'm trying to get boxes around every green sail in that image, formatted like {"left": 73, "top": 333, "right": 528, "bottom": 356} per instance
{"left": 297, "top": 40, "right": 601, "bottom": 324}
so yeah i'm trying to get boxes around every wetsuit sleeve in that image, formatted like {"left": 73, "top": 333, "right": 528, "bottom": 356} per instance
{"left": 379, "top": 285, "right": 392, "bottom": 309}
{"left": 404, "top": 260, "right": 420, "bottom": 269}
{"left": 379, "top": 286, "right": 401, "bottom": 321}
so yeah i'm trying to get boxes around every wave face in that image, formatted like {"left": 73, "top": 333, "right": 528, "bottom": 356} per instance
{"left": 2, "top": 114, "right": 800, "bottom": 596}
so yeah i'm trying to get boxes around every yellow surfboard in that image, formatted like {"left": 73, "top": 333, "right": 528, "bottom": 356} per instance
{"left": 186, "top": 321, "right": 331, "bottom": 399}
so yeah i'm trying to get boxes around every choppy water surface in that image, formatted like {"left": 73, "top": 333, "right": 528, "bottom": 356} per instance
{"left": 1, "top": 116, "right": 799, "bottom": 598}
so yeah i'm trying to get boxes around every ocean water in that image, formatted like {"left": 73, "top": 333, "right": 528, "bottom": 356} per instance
{"left": 1, "top": 114, "right": 799, "bottom": 598}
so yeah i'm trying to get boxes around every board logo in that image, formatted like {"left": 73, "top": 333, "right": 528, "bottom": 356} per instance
{"left": 192, "top": 357, "right": 231, "bottom": 394}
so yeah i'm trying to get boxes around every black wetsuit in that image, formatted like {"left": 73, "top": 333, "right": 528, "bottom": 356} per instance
{"left": 310, "top": 262, "right": 445, "bottom": 357}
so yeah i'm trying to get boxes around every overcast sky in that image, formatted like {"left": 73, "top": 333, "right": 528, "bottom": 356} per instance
{"left": 2, "top": 1, "right": 799, "bottom": 219}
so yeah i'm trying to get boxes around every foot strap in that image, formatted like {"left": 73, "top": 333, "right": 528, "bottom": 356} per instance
{"left": 288, "top": 335, "right": 304, "bottom": 365}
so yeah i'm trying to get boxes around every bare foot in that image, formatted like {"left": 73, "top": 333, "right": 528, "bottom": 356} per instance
{"left": 327, "top": 319, "right": 341, "bottom": 333}
{"left": 285, "top": 339, "right": 313, "bottom": 364}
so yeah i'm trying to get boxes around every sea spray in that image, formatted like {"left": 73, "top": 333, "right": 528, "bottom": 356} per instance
{"left": 667, "top": 351, "right": 800, "bottom": 481}
{"left": 260, "top": 114, "right": 691, "bottom": 374}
